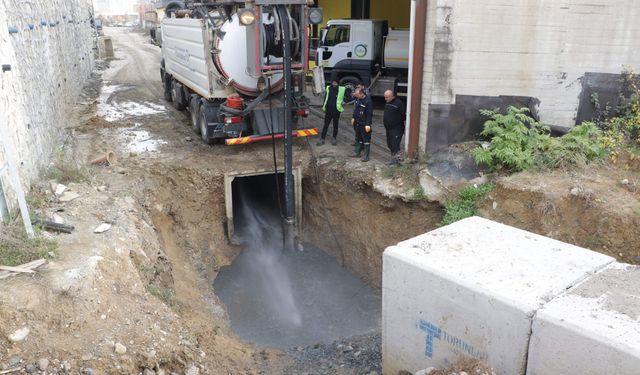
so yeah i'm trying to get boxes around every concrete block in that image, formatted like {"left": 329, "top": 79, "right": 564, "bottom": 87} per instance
{"left": 382, "top": 217, "right": 614, "bottom": 375}
{"left": 527, "top": 263, "right": 640, "bottom": 375}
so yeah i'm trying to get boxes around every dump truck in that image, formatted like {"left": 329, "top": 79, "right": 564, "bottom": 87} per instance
{"left": 160, "top": 0, "right": 322, "bottom": 144}
{"left": 317, "top": 19, "right": 409, "bottom": 97}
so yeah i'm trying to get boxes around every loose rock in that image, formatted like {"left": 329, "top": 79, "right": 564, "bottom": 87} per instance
{"left": 8, "top": 327, "right": 30, "bottom": 342}
{"left": 55, "top": 184, "right": 68, "bottom": 196}
{"left": 25, "top": 364, "right": 37, "bottom": 373}
{"left": 94, "top": 223, "right": 112, "bottom": 233}
{"left": 114, "top": 342, "right": 127, "bottom": 354}
{"left": 53, "top": 213, "right": 65, "bottom": 224}
{"left": 59, "top": 191, "right": 80, "bottom": 203}
{"left": 186, "top": 366, "right": 200, "bottom": 375}
{"left": 38, "top": 358, "right": 49, "bottom": 371}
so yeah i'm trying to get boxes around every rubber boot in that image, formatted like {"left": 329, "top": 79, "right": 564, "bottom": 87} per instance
{"left": 351, "top": 142, "right": 363, "bottom": 157}
{"left": 316, "top": 138, "right": 325, "bottom": 146}
{"left": 361, "top": 144, "right": 370, "bottom": 162}
{"left": 331, "top": 137, "right": 337, "bottom": 146}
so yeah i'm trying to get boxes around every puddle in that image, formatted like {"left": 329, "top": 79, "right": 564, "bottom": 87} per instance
{"left": 215, "top": 243, "right": 381, "bottom": 350}
{"left": 119, "top": 128, "right": 168, "bottom": 153}
{"left": 102, "top": 123, "right": 168, "bottom": 154}
{"left": 214, "top": 176, "right": 380, "bottom": 350}
{"left": 97, "top": 84, "right": 166, "bottom": 122}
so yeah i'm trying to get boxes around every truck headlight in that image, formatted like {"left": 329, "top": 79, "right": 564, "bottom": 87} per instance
{"left": 238, "top": 9, "right": 256, "bottom": 26}
{"left": 308, "top": 8, "right": 323, "bottom": 25}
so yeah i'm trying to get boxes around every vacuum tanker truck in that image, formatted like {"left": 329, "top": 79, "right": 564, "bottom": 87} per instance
{"left": 317, "top": 19, "right": 409, "bottom": 97}
{"left": 160, "top": 0, "right": 323, "bottom": 145}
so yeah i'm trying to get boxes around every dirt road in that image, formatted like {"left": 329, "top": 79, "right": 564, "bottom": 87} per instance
{"left": 0, "top": 28, "right": 386, "bottom": 375}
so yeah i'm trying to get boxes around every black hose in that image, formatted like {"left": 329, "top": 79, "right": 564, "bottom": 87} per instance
{"left": 277, "top": 4, "right": 295, "bottom": 223}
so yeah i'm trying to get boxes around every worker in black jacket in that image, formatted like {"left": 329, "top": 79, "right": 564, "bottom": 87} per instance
{"left": 351, "top": 88, "right": 374, "bottom": 162}
{"left": 383, "top": 90, "right": 406, "bottom": 165}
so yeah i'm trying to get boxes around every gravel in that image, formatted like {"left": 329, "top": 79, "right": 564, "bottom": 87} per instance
{"left": 282, "top": 333, "right": 381, "bottom": 375}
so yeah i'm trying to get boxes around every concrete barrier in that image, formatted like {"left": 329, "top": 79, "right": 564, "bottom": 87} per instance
{"left": 382, "top": 217, "right": 614, "bottom": 375}
{"left": 527, "top": 263, "right": 640, "bottom": 375}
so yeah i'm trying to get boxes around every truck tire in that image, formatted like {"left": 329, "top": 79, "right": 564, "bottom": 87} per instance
{"left": 199, "top": 105, "right": 213, "bottom": 145}
{"left": 199, "top": 102, "right": 220, "bottom": 145}
{"left": 190, "top": 95, "right": 201, "bottom": 135}
{"left": 339, "top": 76, "right": 361, "bottom": 95}
{"left": 171, "top": 80, "right": 186, "bottom": 110}
{"left": 162, "top": 72, "right": 172, "bottom": 102}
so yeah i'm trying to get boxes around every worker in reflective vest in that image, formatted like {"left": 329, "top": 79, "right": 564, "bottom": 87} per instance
{"left": 317, "top": 78, "right": 346, "bottom": 146}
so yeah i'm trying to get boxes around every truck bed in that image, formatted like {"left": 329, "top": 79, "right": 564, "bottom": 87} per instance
{"left": 162, "top": 18, "right": 213, "bottom": 99}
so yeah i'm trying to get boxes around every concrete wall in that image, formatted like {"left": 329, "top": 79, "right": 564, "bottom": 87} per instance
{"left": 418, "top": 0, "right": 640, "bottom": 154}
{"left": 527, "top": 263, "right": 640, "bottom": 375}
{"left": 382, "top": 217, "right": 615, "bottom": 375}
{"left": 0, "top": 0, "right": 95, "bottom": 213}
{"left": 383, "top": 218, "right": 640, "bottom": 374}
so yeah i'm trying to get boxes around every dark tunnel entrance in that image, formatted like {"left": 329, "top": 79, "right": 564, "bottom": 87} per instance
{"left": 215, "top": 170, "right": 381, "bottom": 350}
{"left": 224, "top": 168, "right": 302, "bottom": 242}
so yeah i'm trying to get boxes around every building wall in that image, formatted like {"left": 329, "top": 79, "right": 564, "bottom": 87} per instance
{"left": 370, "top": 0, "right": 410, "bottom": 28}
{"left": 0, "top": 0, "right": 95, "bottom": 213}
{"left": 317, "top": 0, "right": 351, "bottom": 23}
{"left": 317, "top": 0, "right": 411, "bottom": 28}
{"left": 419, "top": 0, "right": 640, "bottom": 154}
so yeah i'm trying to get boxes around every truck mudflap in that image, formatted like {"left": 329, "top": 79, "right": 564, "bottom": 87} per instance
{"left": 225, "top": 128, "right": 318, "bottom": 145}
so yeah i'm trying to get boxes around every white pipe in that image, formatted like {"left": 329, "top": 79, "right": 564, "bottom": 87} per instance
{"left": 405, "top": 0, "right": 417, "bottom": 153}
{"left": 0, "top": 113, "right": 34, "bottom": 237}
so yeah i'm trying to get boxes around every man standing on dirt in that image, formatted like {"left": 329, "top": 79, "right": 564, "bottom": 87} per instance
{"left": 383, "top": 90, "right": 406, "bottom": 165}
{"left": 317, "top": 78, "right": 346, "bottom": 146}
{"left": 351, "top": 88, "right": 374, "bottom": 162}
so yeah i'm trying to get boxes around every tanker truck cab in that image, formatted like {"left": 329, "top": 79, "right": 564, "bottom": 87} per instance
{"left": 318, "top": 19, "right": 409, "bottom": 97}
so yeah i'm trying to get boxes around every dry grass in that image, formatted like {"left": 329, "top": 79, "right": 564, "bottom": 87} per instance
{"left": 0, "top": 221, "right": 57, "bottom": 266}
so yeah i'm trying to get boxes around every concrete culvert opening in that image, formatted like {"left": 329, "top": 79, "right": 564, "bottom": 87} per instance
{"left": 215, "top": 171, "right": 381, "bottom": 350}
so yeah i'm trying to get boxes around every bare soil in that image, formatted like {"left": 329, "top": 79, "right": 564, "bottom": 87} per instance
{"left": 2, "top": 28, "right": 640, "bottom": 375}
{"left": 483, "top": 163, "right": 640, "bottom": 264}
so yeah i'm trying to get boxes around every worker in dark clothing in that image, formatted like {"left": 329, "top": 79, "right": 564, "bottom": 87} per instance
{"left": 383, "top": 90, "right": 406, "bottom": 165}
{"left": 350, "top": 88, "right": 374, "bottom": 162}
{"left": 347, "top": 83, "right": 367, "bottom": 146}
{"left": 317, "top": 78, "right": 346, "bottom": 146}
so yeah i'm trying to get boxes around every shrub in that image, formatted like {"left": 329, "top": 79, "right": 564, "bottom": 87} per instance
{"left": 472, "top": 107, "right": 605, "bottom": 172}
{"left": 541, "top": 122, "right": 605, "bottom": 168}
{"left": 471, "top": 107, "right": 548, "bottom": 172}
{"left": 441, "top": 183, "right": 495, "bottom": 226}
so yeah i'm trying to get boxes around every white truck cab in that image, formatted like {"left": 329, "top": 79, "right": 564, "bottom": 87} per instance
{"left": 317, "top": 19, "right": 409, "bottom": 96}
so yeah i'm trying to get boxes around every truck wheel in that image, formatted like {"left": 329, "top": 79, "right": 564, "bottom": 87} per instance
{"left": 199, "top": 105, "right": 214, "bottom": 145}
{"left": 171, "top": 80, "right": 185, "bottom": 110}
{"left": 163, "top": 73, "right": 172, "bottom": 102}
{"left": 190, "top": 96, "right": 201, "bottom": 134}
{"left": 340, "top": 76, "right": 361, "bottom": 95}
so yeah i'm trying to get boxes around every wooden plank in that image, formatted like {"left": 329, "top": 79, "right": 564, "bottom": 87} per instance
{"left": 0, "top": 368, "right": 21, "bottom": 374}
{"left": 0, "top": 265, "right": 35, "bottom": 274}
{"left": 0, "top": 259, "right": 47, "bottom": 280}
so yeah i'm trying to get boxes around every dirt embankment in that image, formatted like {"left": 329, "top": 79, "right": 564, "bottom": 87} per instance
{"left": 302, "top": 161, "right": 443, "bottom": 289}
{"left": 483, "top": 164, "right": 640, "bottom": 264}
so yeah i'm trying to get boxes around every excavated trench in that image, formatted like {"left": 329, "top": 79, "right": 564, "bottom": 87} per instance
{"left": 140, "top": 149, "right": 640, "bottom": 375}
{"left": 214, "top": 173, "right": 381, "bottom": 350}
{"left": 143, "top": 157, "right": 444, "bottom": 369}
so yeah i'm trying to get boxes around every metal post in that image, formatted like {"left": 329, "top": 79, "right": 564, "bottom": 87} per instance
{"left": 0, "top": 113, "right": 34, "bottom": 237}
{"left": 278, "top": 5, "right": 295, "bottom": 225}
